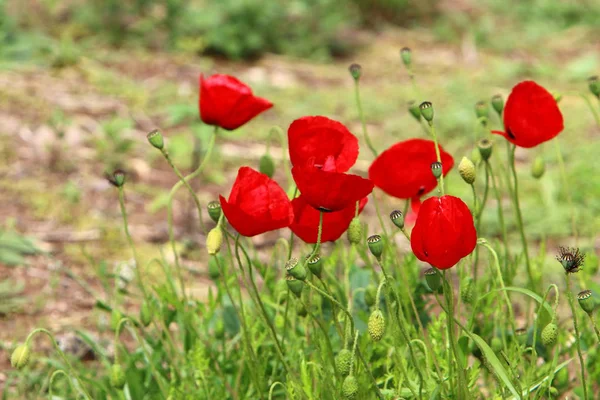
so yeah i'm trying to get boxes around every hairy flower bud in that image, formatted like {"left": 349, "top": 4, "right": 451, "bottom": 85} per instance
{"left": 458, "top": 157, "right": 476, "bottom": 185}
{"left": 368, "top": 309, "right": 385, "bottom": 342}
{"left": 11, "top": 343, "right": 31, "bottom": 369}
{"left": 336, "top": 349, "right": 353, "bottom": 376}
{"left": 347, "top": 217, "right": 362, "bottom": 245}
{"left": 110, "top": 364, "right": 127, "bottom": 390}
{"left": 342, "top": 375, "right": 359, "bottom": 400}
{"left": 206, "top": 227, "right": 223, "bottom": 255}
{"left": 364, "top": 285, "right": 377, "bottom": 307}
{"left": 207, "top": 201, "right": 222, "bottom": 223}
{"left": 541, "top": 322, "right": 558, "bottom": 347}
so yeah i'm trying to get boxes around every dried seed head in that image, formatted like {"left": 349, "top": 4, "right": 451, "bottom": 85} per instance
{"left": 10, "top": 343, "right": 31, "bottom": 369}
{"left": 556, "top": 247, "right": 585, "bottom": 274}
{"left": 342, "top": 375, "right": 359, "bottom": 400}
{"left": 541, "top": 322, "right": 558, "bottom": 347}
{"left": 347, "top": 217, "right": 362, "bottom": 245}
{"left": 110, "top": 364, "right": 127, "bottom": 390}
{"left": 206, "top": 227, "right": 223, "bottom": 255}
{"left": 458, "top": 157, "right": 476, "bottom": 185}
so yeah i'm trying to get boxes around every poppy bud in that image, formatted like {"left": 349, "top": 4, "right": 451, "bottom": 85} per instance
{"left": 259, "top": 154, "right": 275, "bottom": 178}
{"left": 458, "top": 157, "right": 476, "bottom": 185}
{"left": 367, "top": 235, "right": 384, "bottom": 259}
{"left": 146, "top": 129, "right": 164, "bottom": 150}
{"left": 364, "top": 284, "right": 377, "bottom": 307}
{"left": 207, "top": 201, "right": 222, "bottom": 223}
{"left": 206, "top": 227, "right": 223, "bottom": 255}
{"left": 400, "top": 47, "right": 412, "bottom": 68}
{"left": 214, "top": 319, "right": 225, "bottom": 339}
{"left": 306, "top": 254, "right": 322, "bottom": 278}
{"left": 424, "top": 268, "right": 442, "bottom": 292}
{"left": 368, "top": 309, "right": 385, "bottom": 341}
{"left": 490, "top": 337, "right": 502, "bottom": 352}
{"left": 111, "top": 309, "right": 123, "bottom": 332}
{"left": 460, "top": 277, "right": 474, "bottom": 304}
{"left": 342, "top": 375, "right": 359, "bottom": 400}
{"left": 541, "top": 322, "right": 558, "bottom": 347}
{"left": 208, "top": 255, "right": 221, "bottom": 280}
{"left": 348, "top": 63, "right": 362, "bottom": 81}
{"left": 11, "top": 343, "right": 31, "bottom": 369}
{"left": 389, "top": 210, "right": 404, "bottom": 229}
{"left": 296, "top": 301, "right": 307, "bottom": 317}
{"left": 588, "top": 76, "right": 600, "bottom": 98}
{"left": 491, "top": 94, "right": 504, "bottom": 116}
{"left": 140, "top": 302, "right": 152, "bottom": 327}
{"left": 477, "top": 138, "right": 493, "bottom": 161}
{"left": 408, "top": 101, "right": 421, "bottom": 121}
{"left": 530, "top": 156, "right": 545, "bottom": 179}
{"left": 471, "top": 147, "right": 482, "bottom": 165}
{"left": 109, "top": 170, "right": 126, "bottom": 187}
{"left": 474, "top": 101, "right": 489, "bottom": 124}
{"left": 285, "top": 274, "right": 304, "bottom": 298}
{"left": 431, "top": 161, "right": 442, "bottom": 179}
{"left": 110, "top": 364, "right": 127, "bottom": 390}
{"left": 577, "top": 290, "right": 595, "bottom": 315}
{"left": 286, "top": 257, "right": 307, "bottom": 281}
{"left": 419, "top": 101, "right": 434, "bottom": 122}
{"left": 347, "top": 217, "right": 362, "bottom": 245}
{"left": 336, "top": 349, "right": 353, "bottom": 376}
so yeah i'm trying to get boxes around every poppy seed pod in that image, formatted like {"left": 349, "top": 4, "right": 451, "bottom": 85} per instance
{"left": 348, "top": 63, "right": 362, "bottom": 81}
{"left": 286, "top": 257, "right": 307, "bottom": 281}
{"left": 477, "top": 138, "right": 493, "bottom": 161}
{"left": 364, "top": 284, "right": 377, "bottom": 307}
{"left": 207, "top": 201, "right": 222, "bottom": 223}
{"left": 109, "top": 170, "right": 126, "bottom": 187}
{"left": 11, "top": 343, "right": 31, "bottom": 369}
{"left": 577, "top": 290, "right": 595, "bottom": 315}
{"left": 531, "top": 156, "right": 545, "bottom": 179}
{"left": 285, "top": 274, "right": 304, "bottom": 297}
{"left": 367, "top": 235, "right": 384, "bottom": 259}
{"left": 342, "top": 375, "right": 359, "bottom": 400}
{"left": 557, "top": 247, "right": 585, "bottom": 274}
{"left": 491, "top": 94, "right": 504, "bottom": 116}
{"left": 206, "top": 227, "right": 223, "bottom": 255}
{"left": 347, "top": 217, "right": 363, "bottom": 244}
{"left": 400, "top": 47, "right": 412, "bottom": 67}
{"left": 408, "top": 101, "right": 421, "bottom": 121}
{"left": 389, "top": 210, "right": 405, "bottom": 229}
{"left": 110, "top": 364, "right": 127, "bottom": 390}
{"left": 431, "top": 161, "right": 443, "bottom": 179}
{"left": 146, "top": 129, "right": 164, "bottom": 150}
{"left": 259, "top": 154, "right": 275, "bottom": 178}
{"left": 458, "top": 157, "right": 476, "bottom": 185}
{"left": 475, "top": 101, "right": 489, "bottom": 124}
{"left": 419, "top": 101, "right": 434, "bottom": 122}
{"left": 541, "top": 322, "right": 558, "bottom": 347}
{"left": 336, "top": 349, "right": 353, "bottom": 376}
{"left": 424, "top": 268, "right": 442, "bottom": 292}
{"left": 368, "top": 309, "right": 385, "bottom": 341}
{"left": 588, "top": 76, "right": 600, "bottom": 98}
{"left": 306, "top": 254, "right": 323, "bottom": 278}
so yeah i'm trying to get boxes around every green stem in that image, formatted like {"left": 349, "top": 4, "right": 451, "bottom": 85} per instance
{"left": 566, "top": 274, "right": 588, "bottom": 400}
{"left": 353, "top": 80, "right": 378, "bottom": 157}
{"left": 487, "top": 161, "right": 510, "bottom": 276}
{"left": 428, "top": 122, "right": 445, "bottom": 195}
{"left": 553, "top": 139, "right": 578, "bottom": 242}
{"left": 49, "top": 370, "right": 78, "bottom": 399}
{"left": 589, "top": 314, "right": 600, "bottom": 343}
{"left": 581, "top": 93, "right": 600, "bottom": 127}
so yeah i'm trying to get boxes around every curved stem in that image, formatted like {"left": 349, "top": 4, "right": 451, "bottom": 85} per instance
{"left": 566, "top": 274, "right": 588, "bottom": 400}
{"left": 353, "top": 80, "right": 378, "bottom": 157}
{"left": 487, "top": 161, "right": 510, "bottom": 276}
{"left": 49, "top": 370, "right": 78, "bottom": 399}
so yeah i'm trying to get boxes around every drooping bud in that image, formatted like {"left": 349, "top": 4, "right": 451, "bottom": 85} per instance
{"left": 207, "top": 201, "right": 222, "bottom": 223}
{"left": 541, "top": 322, "right": 558, "bottom": 347}
{"left": 588, "top": 76, "right": 600, "bottom": 98}
{"left": 11, "top": 343, "right": 31, "bottom": 369}
{"left": 368, "top": 309, "right": 385, "bottom": 341}
{"left": 348, "top": 63, "right": 362, "bottom": 81}
{"left": 531, "top": 156, "right": 545, "bottom": 179}
{"left": 140, "top": 302, "right": 152, "bottom": 327}
{"left": 474, "top": 101, "right": 489, "bottom": 125}
{"left": 336, "top": 349, "right": 353, "bottom": 376}
{"left": 286, "top": 274, "right": 304, "bottom": 298}
{"left": 259, "top": 154, "right": 275, "bottom": 178}
{"left": 206, "top": 227, "right": 223, "bottom": 255}
{"left": 491, "top": 94, "right": 504, "bottom": 116}
{"left": 208, "top": 255, "right": 222, "bottom": 280}
{"left": 460, "top": 277, "right": 474, "bottom": 304}
{"left": 477, "top": 138, "right": 493, "bottom": 161}
{"left": 458, "top": 157, "right": 476, "bottom": 185}
{"left": 286, "top": 257, "right": 307, "bottom": 281}
{"left": 400, "top": 47, "right": 412, "bottom": 68}
{"left": 364, "top": 285, "right": 377, "bottom": 307}
{"left": 419, "top": 101, "right": 434, "bottom": 122}
{"left": 431, "top": 161, "right": 442, "bottom": 179}
{"left": 424, "top": 268, "right": 442, "bottom": 292}
{"left": 146, "top": 129, "right": 164, "bottom": 150}
{"left": 108, "top": 170, "right": 126, "bottom": 187}
{"left": 389, "top": 210, "right": 404, "bottom": 229}
{"left": 110, "top": 364, "right": 127, "bottom": 390}
{"left": 577, "top": 290, "right": 595, "bottom": 315}
{"left": 367, "top": 235, "right": 384, "bottom": 259}
{"left": 408, "top": 101, "right": 421, "bottom": 121}
{"left": 306, "top": 254, "right": 323, "bottom": 278}
{"left": 296, "top": 301, "right": 307, "bottom": 317}
{"left": 347, "top": 217, "right": 362, "bottom": 245}
{"left": 342, "top": 375, "right": 359, "bottom": 400}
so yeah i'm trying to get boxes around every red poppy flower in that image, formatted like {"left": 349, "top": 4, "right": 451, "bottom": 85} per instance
{"left": 219, "top": 167, "right": 293, "bottom": 237}
{"left": 492, "top": 80, "right": 564, "bottom": 148}
{"left": 369, "top": 139, "right": 454, "bottom": 199}
{"left": 410, "top": 195, "right": 477, "bottom": 269}
{"left": 199, "top": 74, "right": 273, "bottom": 130}
{"left": 291, "top": 166, "right": 374, "bottom": 212}
{"left": 290, "top": 196, "right": 368, "bottom": 243}
{"left": 288, "top": 116, "right": 359, "bottom": 173}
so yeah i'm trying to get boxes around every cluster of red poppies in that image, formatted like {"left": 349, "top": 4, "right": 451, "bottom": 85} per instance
{"left": 199, "top": 74, "right": 563, "bottom": 270}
